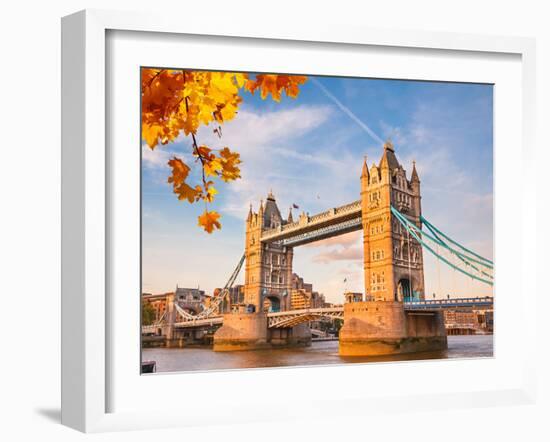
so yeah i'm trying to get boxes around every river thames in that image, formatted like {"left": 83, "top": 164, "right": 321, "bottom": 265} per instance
{"left": 142, "top": 335, "right": 493, "bottom": 373}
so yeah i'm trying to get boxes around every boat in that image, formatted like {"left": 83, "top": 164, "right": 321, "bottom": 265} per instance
{"left": 141, "top": 360, "right": 156, "bottom": 373}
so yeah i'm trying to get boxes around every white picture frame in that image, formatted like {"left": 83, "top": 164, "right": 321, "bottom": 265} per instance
{"left": 61, "top": 9, "right": 537, "bottom": 433}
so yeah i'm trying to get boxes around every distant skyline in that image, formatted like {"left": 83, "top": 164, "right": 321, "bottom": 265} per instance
{"left": 142, "top": 73, "right": 493, "bottom": 304}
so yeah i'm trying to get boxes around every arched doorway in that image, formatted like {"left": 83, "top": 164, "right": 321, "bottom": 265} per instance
{"left": 397, "top": 278, "right": 411, "bottom": 302}
{"left": 263, "top": 295, "right": 281, "bottom": 313}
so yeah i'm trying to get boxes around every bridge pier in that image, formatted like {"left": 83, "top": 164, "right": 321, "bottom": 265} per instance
{"left": 213, "top": 313, "right": 270, "bottom": 351}
{"left": 339, "top": 301, "right": 447, "bottom": 356}
{"left": 269, "top": 323, "right": 311, "bottom": 348}
{"left": 213, "top": 313, "right": 312, "bottom": 351}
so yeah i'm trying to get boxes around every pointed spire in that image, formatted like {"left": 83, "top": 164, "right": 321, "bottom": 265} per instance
{"left": 411, "top": 160, "right": 420, "bottom": 182}
{"left": 247, "top": 203, "right": 253, "bottom": 221}
{"left": 361, "top": 155, "right": 370, "bottom": 179}
{"left": 379, "top": 140, "right": 399, "bottom": 170}
{"left": 258, "top": 199, "right": 264, "bottom": 215}
{"left": 287, "top": 207, "right": 294, "bottom": 223}
{"left": 267, "top": 189, "right": 275, "bottom": 201}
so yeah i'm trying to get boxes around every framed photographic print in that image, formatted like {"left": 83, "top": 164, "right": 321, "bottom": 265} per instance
{"left": 61, "top": 9, "right": 537, "bottom": 433}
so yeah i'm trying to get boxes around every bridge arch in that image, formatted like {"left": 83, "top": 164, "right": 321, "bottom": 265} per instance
{"left": 263, "top": 295, "right": 281, "bottom": 313}
{"left": 267, "top": 308, "right": 344, "bottom": 328}
{"left": 397, "top": 278, "right": 411, "bottom": 301}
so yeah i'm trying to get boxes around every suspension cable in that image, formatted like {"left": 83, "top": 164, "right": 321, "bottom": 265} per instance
{"left": 391, "top": 206, "right": 493, "bottom": 286}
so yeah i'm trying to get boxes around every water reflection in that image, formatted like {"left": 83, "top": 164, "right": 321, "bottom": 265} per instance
{"left": 142, "top": 335, "right": 493, "bottom": 374}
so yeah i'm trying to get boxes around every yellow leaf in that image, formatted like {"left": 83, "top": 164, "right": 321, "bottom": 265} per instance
{"left": 204, "top": 157, "right": 223, "bottom": 177}
{"left": 204, "top": 184, "right": 218, "bottom": 202}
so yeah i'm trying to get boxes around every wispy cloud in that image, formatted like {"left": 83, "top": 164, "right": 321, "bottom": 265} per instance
{"left": 313, "top": 246, "right": 363, "bottom": 264}
{"left": 189, "top": 104, "right": 364, "bottom": 220}
{"left": 312, "top": 78, "right": 385, "bottom": 145}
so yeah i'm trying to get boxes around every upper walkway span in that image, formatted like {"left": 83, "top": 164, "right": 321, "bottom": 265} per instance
{"left": 260, "top": 200, "right": 362, "bottom": 247}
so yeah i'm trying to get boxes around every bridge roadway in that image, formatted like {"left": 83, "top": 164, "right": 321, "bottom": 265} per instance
{"left": 260, "top": 200, "right": 362, "bottom": 247}
{"left": 141, "top": 297, "right": 493, "bottom": 332}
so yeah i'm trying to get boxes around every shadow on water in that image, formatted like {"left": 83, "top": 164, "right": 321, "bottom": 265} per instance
{"left": 143, "top": 335, "right": 493, "bottom": 374}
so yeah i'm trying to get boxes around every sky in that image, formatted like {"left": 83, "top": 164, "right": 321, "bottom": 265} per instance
{"left": 141, "top": 73, "right": 493, "bottom": 303}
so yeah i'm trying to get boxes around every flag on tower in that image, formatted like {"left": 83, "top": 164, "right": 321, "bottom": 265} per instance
{"left": 292, "top": 203, "right": 299, "bottom": 209}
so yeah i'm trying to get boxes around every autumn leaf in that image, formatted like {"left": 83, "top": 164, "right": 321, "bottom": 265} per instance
{"left": 167, "top": 157, "right": 190, "bottom": 183}
{"left": 141, "top": 68, "right": 307, "bottom": 233}
{"left": 245, "top": 74, "right": 307, "bottom": 102}
{"left": 204, "top": 182, "right": 218, "bottom": 202}
{"left": 167, "top": 157, "right": 200, "bottom": 203}
{"left": 198, "top": 210, "right": 221, "bottom": 233}
{"left": 218, "top": 147, "right": 241, "bottom": 182}
{"left": 203, "top": 157, "right": 223, "bottom": 177}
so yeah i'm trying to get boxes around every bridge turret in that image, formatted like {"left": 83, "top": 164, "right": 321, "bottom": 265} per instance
{"left": 411, "top": 160, "right": 420, "bottom": 183}
{"left": 263, "top": 191, "right": 283, "bottom": 229}
{"left": 361, "top": 156, "right": 370, "bottom": 181}
{"left": 410, "top": 160, "right": 422, "bottom": 218}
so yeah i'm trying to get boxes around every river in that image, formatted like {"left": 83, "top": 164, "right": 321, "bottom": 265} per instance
{"left": 142, "top": 335, "right": 493, "bottom": 373}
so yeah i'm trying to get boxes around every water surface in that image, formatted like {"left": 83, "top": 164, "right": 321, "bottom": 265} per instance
{"left": 142, "top": 335, "right": 493, "bottom": 373}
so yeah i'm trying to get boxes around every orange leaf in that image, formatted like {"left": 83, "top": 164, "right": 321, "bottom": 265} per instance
{"left": 198, "top": 210, "right": 221, "bottom": 233}
{"left": 167, "top": 157, "right": 200, "bottom": 203}
{"left": 167, "top": 157, "right": 190, "bottom": 185}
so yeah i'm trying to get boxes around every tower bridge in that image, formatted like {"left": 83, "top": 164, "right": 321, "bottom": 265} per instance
{"left": 144, "top": 141, "right": 494, "bottom": 356}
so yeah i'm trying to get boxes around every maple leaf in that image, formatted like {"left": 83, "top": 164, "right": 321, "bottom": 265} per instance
{"left": 167, "top": 157, "right": 190, "bottom": 183}
{"left": 245, "top": 74, "right": 307, "bottom": 102}
{"left": 204, "top": 182, "right": 218, "bottom": 202}
{"left": 203, "top": 157, "right": 223, "bottom": 177}
{"left": 198, "top": 210, "right": 221, "bottom": 233}
{"left": 218, "top": 147, "right": 242, "bottom": 182}
{"left": 167, "top": 157, "right": 200, "bottom": 203}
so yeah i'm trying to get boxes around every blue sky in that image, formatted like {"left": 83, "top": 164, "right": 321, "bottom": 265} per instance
{"left": 142, "top": 74, "right": 493, "bottom": 302}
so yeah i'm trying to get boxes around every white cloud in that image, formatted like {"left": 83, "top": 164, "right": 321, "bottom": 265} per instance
{"left": 312, "top": 246, "right": 363, "bottom": 264}
{"left": 304, "top": 230, "right": 362, "bottom": 249}
{"left": 188, "top": 104, "right": 368, "bottom": 221}
{"left": 197, "top": 105, "right": 332, "bottom": 157}
{"left": 142, "top": 143, "right": 172, "bottom": 168}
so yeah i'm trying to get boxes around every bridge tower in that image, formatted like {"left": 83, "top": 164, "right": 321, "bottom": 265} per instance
{"left": 361, "top": 141, "right": 425, "bottom": 302}
{"left": 213, "top": 192, "right": 307, "bottom": 351}
{"left": 243, "top": 191, "right": 294, "bottom": 313}
{"left": 340, "top": 141, "right": 445, "bottom": 356}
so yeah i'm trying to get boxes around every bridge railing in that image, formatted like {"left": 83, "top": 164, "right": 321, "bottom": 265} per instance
{"left": 404, "top": 297, "right": 493, "bottom": 310}
{"left": 261, "top": 200, "right": 361, "bottom": 241}
{"left": 266, "top": 306, "right": 344, "bottom": 318}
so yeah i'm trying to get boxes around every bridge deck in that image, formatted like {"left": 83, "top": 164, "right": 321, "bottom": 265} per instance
{"left": 260, "top": 200, "right": 362, "bottom": 246}
{"left": 141, "top": 298, "right": 493, "bottom": 332}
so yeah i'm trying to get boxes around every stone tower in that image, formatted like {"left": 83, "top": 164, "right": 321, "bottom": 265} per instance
{"left": 244, "top": 191, "right": 294, "bottom": 313}
{"left": 361, "top": 141, "right": 425, "bottom": 302}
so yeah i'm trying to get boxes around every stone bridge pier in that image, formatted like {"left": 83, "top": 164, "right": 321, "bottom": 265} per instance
{"left": 213, "top": 313, "right": 311, "bottom": 352}
{"left": 339, "top": 301, "right": 446, "bottom": 356}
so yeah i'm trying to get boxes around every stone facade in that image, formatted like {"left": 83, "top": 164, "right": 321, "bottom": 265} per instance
{"left": 361, "top": 141, "right": 425, "bottom": 302}
{"left": 339, "top": 301, "right": 447, "bottom": 356}
{"left": 244, "top": 191, "right": 294, "bottom": 313}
